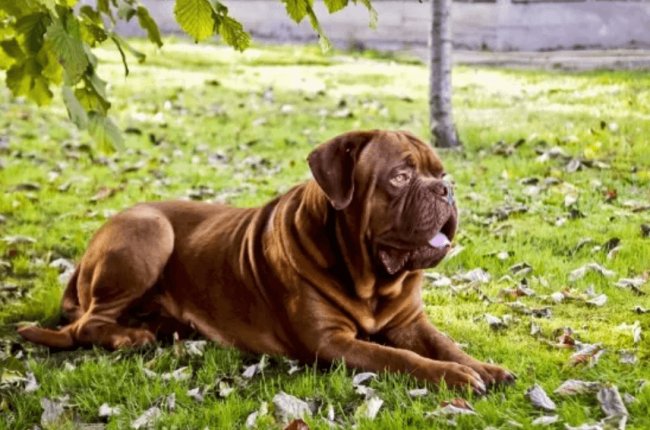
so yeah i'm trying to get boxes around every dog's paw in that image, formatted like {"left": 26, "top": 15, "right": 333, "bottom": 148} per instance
{"left": 436, "top": 363, "right": 487, "bottom": 395}
{"left": 110, "top": 328, "right": 156, "bottom": 349}
{"left": 465, "top": 361, "right": 516, "bottom": 388}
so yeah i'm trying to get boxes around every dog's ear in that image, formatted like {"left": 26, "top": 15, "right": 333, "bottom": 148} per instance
{"left": 307, "top": 131, "right": 374, "bottom": 210}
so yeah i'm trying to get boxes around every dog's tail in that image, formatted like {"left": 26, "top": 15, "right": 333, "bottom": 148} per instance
{"left": 17, "top": 325, "right": 75, "bottom": 349}
{"left": 17, "top": 267, "right": 81, "bottom": 349}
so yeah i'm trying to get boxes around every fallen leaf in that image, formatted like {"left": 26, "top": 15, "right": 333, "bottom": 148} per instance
{"left": 98, "top": 403, "right": 121, "bottom": 418}
{"left": 184, "top": 340, "right": 207, "bottom": 357}
{"left": 632, "top": 305, "right": 649, "bottom": 314}
{"left": 284, "top": 358, "right": 302, "bottom": 375}
{"left": 272, "top": 392, "right": 312, "bottom": 423}
{"left": 325, "top": 404, "right": 335, "bottom": 422}
{"left": 532, "top": 415, "right": 559, "bottom": 426}
{"left": 616, "top": 321, "right": 642, "bottom": 344}
{"left": 530, "top": 321, "right": 541, "bottom": 336}
{"left": 242, "top": 356, "right": 268, "bottom": 379}
{"left": 619, "top": 351, "right": 637, "bottom": 365}
{"left": 453, "top": 268, "right": 491, "bottom": 284}
{"left": 131, "top": 406, "right": 161, "bottom": 429}
{"left": 526, "top": 384, "right": 557, "bottom": 411}
{"left": 428, "top": 398, "right": 476, "bottom": 417}
{"left": 218, "top": 380, "right": 235, "bottom": 398}
{"left": 586, "top": 294, "right": 607, "bottom": 307}
{"left": 485, "top": 313, "right": 507, "bottom": 330}
{"left": 89, "top": 187, "right": 117, "bottom": 203}
{"left": 554, "top": 380, "right": 602, "bottom": 396}
{"left": 41, "top": 397, "right": 67, "bottom": 427}
{"left": 2, "top": 235, "right": 36, "bottom": 245}
{"left": 164, "top": 393, "right": 176, "bottom": 411}
{"left": 424, "top": 272, "right": 452, "bottom": 288}
{"left": 245, "top": 402, "right": 268, "bottom": 429}
{"left": 24, "top": 372, "right": 39, "bottom": 393}
{"left": 570, "top": 343, "right": 604, "bottom": 366}
{"left": 408, "top": 388, "right": 428, "bottom": 398}
{"left": 564, "top": 194, "right": 578, "bottom": 208}
{"left": 509, "top": 262, "right": 533, "bottom": 277}
{"left": 569, "top": 263, "right": 615, "bottom": 281}
{"left": 641, "top": 224, "right": 650, "bottom": 237}
{"left": 355, "top": 396, "right": 383, "bottom": 420}
{"left": 597, "top": 386, "right": 628, "bottom": 418}
{"left": 187, "top": 387, "right": 204, "bottom": 403}
{"left": 160, "top": 366, "right": 191, "bottom": 381}
{"left": 622, "top": 393, "right": 636, "bottom": 405}
{"left": 615, "top": 277, "right": 646, "bottom": 295}
{"left": 565, "top": 423, "right": 604, "bottom": 430}
{"left": 352, "top": 372, "right": 377, "bottom": 387}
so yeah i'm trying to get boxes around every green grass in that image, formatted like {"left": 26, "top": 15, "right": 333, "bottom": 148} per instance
{"left": 1, "top": 39, "right": 649, "bottom": 429}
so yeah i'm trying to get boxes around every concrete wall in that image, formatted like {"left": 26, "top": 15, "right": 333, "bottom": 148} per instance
{"left": 117, "top": 0, "right": 650, "bottom": 51}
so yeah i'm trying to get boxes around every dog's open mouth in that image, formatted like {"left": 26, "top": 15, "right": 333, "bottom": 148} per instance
{"left": 429, "top": 232, "right": 451, "bottom": 249}
{"left": 378, "top": 217, "right": 456, "bottom": 275}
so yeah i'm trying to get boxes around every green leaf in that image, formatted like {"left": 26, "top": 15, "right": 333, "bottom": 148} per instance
{"left": 218, "top": 15, "right": 250, "bottom": 52}
{"left": 0, "top": 40, "right": 24, "bottom": 69}
{"left": 355, "top": 0, "right": 377, "bottom": 28}
{"left": 62, "top": 85, "right": 88, "bottom": 128}
{"left": 136, "top": 6, "right": 162, "bottom": 47}
{"left": 15, "top": 12, "right": 49, "bottom": 54}
{"left": 117, "top": 0, "right": 136, "bottom": 21}
{"left": 110, "top": 34, "right": 129, "bottom": 76}
{"left": 45, "top": 16, "right": 88, "bottom": 85}
{"left": 282, "top": 0, "right": 309, "bottom": 23}
{"left": 6, "top": 57, "right": 53, "bottom": 105}
{"left": 79, "top": 5, "right": 102, "bottom": 24}
{"left": 111, "top": 33, "right": 145, "bottom": 64}
{"left": 0, "top": 0, "right": 42, "bottom": 17}
{"left": 88, "top": 112, "right": 123, "bottom": 152}
{"left": 306, "top": 6, "right": 331, "bottom": 52}
{"left": 174, "top": 0, "right": 216, "bottom": 42}
{"left": 97, "top": 0, "right": 115, "bottom": 23}
{"left": 38, "top": 40, "right": 62, "bottom": 83}
{"left": 80, "top": 6, "right": 108, "bottom": 45}
{"left": 324, "top": 0, "right": 347, "bottom": 14}
{"left": 75, "top": 72, "right": 110, "bottom": 114}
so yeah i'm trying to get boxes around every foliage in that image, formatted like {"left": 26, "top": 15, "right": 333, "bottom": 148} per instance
{"left": 1, "top": 42, "right": 649, "bottom": 429}
{"left": 0, "top": 0, "right": 376, "bottom": 151}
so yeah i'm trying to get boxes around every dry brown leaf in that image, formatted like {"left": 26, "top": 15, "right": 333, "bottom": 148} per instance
{"left": 284, "top": 419, "right": 310, "bottom": 430}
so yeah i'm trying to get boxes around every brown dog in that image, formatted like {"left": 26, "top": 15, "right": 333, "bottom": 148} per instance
{"left": 19, "top": 130, "right": 514, "bottom": 393}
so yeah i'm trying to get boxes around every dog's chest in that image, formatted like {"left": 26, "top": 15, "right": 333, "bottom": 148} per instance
{"left": 355, "top": 297, "right": 395, "bottom": 335}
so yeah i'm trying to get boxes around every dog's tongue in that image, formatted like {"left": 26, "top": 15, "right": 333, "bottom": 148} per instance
{"left": 429, "top": 232, "right": 451, "bottom": 249}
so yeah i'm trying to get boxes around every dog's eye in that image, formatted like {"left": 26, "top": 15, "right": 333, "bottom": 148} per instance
{"left": 390, "top": 172, "right": 411, "bottom": 187}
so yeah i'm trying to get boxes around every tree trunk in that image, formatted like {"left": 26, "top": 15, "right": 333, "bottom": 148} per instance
{"left": 429, "top": 0, "right": 461, "bottom": 148}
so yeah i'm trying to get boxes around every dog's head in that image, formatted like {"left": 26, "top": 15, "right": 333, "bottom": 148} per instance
{"left": 308, "top": 130, "right": 457, "bottom": 277}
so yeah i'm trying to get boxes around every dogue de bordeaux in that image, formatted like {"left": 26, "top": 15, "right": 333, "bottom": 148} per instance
{"left": 19, "top": 130, "right": 514, "bottom": 393}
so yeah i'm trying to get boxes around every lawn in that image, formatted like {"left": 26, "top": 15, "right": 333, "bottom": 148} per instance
{"left": 1, "top": 39, "right": 649, "bottom": 429}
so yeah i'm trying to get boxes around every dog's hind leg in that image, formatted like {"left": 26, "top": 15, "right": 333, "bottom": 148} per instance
{"left": 20, "top": 205, "right": 175, "bottom": 350}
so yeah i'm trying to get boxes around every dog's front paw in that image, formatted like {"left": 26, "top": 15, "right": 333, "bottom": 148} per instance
{"left": 433, "top": 363, "right": 487, "bottom": 395}
{"left": 465, "top": 361, "right": 515, "bottom": 388}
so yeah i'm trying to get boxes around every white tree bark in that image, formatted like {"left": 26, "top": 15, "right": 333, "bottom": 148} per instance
{"left": 429, "top": 0, "right": 461, "bottom": 148}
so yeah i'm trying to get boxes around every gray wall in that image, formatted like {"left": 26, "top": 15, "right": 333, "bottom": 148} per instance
{"left": 118, "top": 0, "right": 650, "bottom": 51}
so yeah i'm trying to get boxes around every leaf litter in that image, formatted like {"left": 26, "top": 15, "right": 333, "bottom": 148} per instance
{"left": 272, "top": 391, "right": 312, "bottom": 424}
{"left": 526, "top": 384, "right": 557, "bottom": 412}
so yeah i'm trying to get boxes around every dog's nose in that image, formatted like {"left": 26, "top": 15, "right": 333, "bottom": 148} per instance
{"left": 428, "top": 179, "right": 455, "bottom": 205}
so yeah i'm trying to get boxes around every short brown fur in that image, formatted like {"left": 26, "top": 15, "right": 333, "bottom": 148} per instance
{"left": 19, "top": 130, "right": 513, "bottom": 393}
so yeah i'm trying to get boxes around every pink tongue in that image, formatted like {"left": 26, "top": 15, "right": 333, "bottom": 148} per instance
{"left": 429, "top": 232, "right": 451, "bottom": 249}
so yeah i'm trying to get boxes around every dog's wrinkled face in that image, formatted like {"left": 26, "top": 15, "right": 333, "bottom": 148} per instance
{"left": 359, "top": 131, "right": 457, "bottom": 274}
{"left": 308, "top": 130, "right": 457, "bottom": 276}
